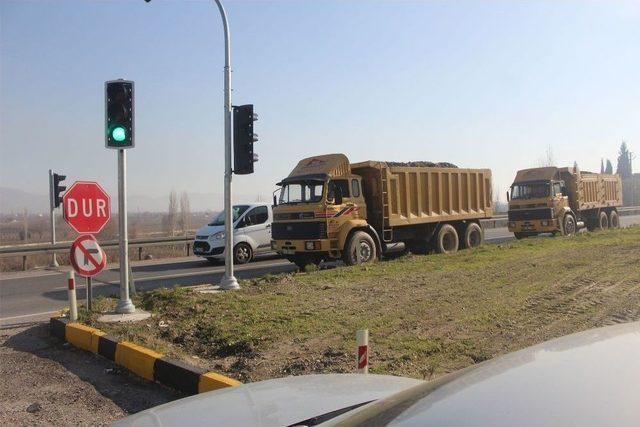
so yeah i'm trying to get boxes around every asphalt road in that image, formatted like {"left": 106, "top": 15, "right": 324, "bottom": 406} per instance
{"left": 2, "top": 218, "right": 639, "bottom": 326}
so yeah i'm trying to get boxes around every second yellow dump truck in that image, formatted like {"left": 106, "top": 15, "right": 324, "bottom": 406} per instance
{"left": 271, "top": 154, "right": 493, "bottom": 269}
{"left": 507, "top": 166, "right": 622, "bottom": 238}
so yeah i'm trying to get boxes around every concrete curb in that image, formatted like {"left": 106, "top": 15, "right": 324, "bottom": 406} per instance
{"left": 50, "top": 317, "right": 241, "bottom": 395}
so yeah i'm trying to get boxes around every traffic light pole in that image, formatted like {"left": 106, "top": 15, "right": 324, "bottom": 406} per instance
{"left": 48, "top": 169, "right": 59, "bottom": 268}
{"left": 115, "top": 149, "right": 136, "bottom": 313}
{"left": 215, "top": 0, "right": 239, "bottom": 290}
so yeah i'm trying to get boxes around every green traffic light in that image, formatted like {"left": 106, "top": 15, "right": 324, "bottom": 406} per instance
{"left": 112, "top": 126, "right": 126, "bottom": 142}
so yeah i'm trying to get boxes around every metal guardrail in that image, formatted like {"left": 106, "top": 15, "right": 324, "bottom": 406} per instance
{"left": 1, "top": 206, "right": 639, "bottom": 269}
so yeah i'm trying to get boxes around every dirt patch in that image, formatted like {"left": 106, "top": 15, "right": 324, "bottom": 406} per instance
{"left": 0, "top": 323, "right": 179, "bottom": 426}
{"left": 84, "top": 227, "right": 640, "bottom": 383}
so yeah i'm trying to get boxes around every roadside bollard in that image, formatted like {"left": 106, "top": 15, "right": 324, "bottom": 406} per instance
{"left": 68, "top": 271, "right": 78, "bottom": 321}
{"left": 357, "top": 329, "right": 369, "bottom": 374}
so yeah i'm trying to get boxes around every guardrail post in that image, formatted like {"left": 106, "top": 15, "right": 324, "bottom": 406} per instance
{"left": 138, "top": 247, "right": 142, "bottom": 261}
{"left": 22, "top": 256, "right": 27, "bottom": 271}
{"left": 186, "top": 242, "right": 191, "bottom": 256}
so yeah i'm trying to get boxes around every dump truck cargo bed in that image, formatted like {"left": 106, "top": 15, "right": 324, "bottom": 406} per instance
{"left": 352, "top": 161, "right": 493, "bottom": 231}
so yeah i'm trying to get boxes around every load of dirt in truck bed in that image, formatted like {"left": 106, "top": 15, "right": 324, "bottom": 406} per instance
{"left": 386, "top": 161, "right": 458, "bottom": 168}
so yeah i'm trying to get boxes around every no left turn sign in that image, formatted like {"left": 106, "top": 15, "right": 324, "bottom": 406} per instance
{"left": 70, "top": 235, "right": 107, "bottom": 277}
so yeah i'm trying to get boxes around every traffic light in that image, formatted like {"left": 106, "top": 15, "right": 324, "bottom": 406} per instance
{"left": 233, "top": 104, "right": 258, "bottom": 174}
{"left": 53, "top": 173, "right": 66, "bottom": 208}
{"left": 105, "top": 80, "right": 134, "bottom": 149}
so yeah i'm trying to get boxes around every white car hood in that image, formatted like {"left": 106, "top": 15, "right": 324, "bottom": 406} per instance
{"left": 331, "top": 321, "right": 640, "bottom": 426}
{"left": 195, "top": 224, "right": 225, "bottom": 237}
{"left": 113, "top": 374, "right": 422, "bottom": 427}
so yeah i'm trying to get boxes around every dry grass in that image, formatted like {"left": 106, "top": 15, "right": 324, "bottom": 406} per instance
{"left": 83, "top": 226, "right": 640, "bottom": 383}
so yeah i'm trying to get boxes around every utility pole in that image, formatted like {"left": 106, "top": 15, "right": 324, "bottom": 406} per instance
{"left": 143, "top": 0, "right": 240, "bottom": 290}
{"left": 214, "top": 0, "right": 239, "bottom": 290}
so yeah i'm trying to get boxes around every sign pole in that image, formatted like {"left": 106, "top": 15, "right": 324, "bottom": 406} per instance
{"left": 86, "top": 276, "right": 93, "bottom": 311}
{"left": 115, "top": 149, "right": 135, "bottom": 314}
{"left": 48, "top": 170, "right": 59, "bottom": 268}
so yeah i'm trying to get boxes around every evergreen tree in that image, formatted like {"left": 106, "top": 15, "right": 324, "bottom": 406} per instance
{"left": 616, "top": 141, "right": 633, "bottom": 178}
{"left": 600, "top": 158, "right": 604, "bottom": 173}
{"left": 605, "top": 159, "right": 613, "bottom": 174}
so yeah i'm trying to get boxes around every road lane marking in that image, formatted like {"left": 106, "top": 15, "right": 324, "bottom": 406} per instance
{"left": 0, "top": 310, "right": 62, "bottom": 322}
{"left": 50, "top": 259, "right": 293, "bottom": 290}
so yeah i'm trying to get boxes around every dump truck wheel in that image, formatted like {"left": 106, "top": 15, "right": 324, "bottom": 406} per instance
{"left": 343, "top": 231, "right": 377, "bottom": 266}
{"left": 586, "top": 219, "right": 597, "bottom": 232}
{"left": 609, "top": 210, "right": 620, "bottom": 229}
{"left": 563, "top": 214, "right": 576, "bottom": 236}
{"left": 233, "top": 242, "right": 253, "bottom": 264}
{"left": 514, "top": 232, "right": 527, "bottom": 240}
{"left": 597, "top": 211, "right": 609, "bottom": 231}
{"left": 462, "top": 223, "right": 483, "bottom": 249}
{"left": 436, "top": 224, "right": 459, "bottom": 254}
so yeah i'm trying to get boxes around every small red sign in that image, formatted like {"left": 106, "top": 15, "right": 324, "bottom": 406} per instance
{"left": 70, "top": 235, "right": 106, "bottom": 277}
{"left": 358, "top": 345, "right": 368, "bottom": 370}
{"left": 63, "top": 181, "right": 111, "bottom": 234}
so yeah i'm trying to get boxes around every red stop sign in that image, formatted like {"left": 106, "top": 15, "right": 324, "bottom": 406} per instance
{"left": 63, "top": 181, "right": 111, "bottom": 234}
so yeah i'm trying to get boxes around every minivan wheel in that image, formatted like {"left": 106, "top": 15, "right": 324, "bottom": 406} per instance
{"left": 436, "top": 224, "right": 459, "bottom": 254}
{"left": 233, "top": 242, "right": 253, "bottom": 264}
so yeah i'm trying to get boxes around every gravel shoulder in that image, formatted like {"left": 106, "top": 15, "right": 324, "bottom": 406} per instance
{"left": 0, "top": 323, "right": 180, "bottom": 426}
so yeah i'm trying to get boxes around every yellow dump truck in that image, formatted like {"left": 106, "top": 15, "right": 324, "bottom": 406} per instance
{"left": 507, "top": 166, "right": 622, "bottom": 239}
{"left": 271, "top": 154, "right": 493, "bottom": 269}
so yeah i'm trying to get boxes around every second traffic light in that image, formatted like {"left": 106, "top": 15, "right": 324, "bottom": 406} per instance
{"left": 233, "top": 104, "right": 258, "bottom": 175}
{"left": 105, "top": 80, "right": 135, "bottom": 149}
{"left": 52, "top": 173, "right": 66, "bottom": 208}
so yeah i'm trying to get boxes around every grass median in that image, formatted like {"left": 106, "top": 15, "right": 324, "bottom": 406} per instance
{"left": 82, "top": 226, "right": 640, "bottom": 383}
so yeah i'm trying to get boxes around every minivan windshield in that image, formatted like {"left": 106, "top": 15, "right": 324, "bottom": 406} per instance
{"left": 279, "top": 181, "right": 324, "bottom": 204}
{"left": 511, "top": 182, "right": 550, "bottom": 200}
{"left": 208, "top": 205, "right": 250, "bottom": 226}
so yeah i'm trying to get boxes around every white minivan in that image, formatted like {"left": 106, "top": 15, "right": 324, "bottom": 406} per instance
{"left": 193, "top": 203, "right": 273, "bottom": 264}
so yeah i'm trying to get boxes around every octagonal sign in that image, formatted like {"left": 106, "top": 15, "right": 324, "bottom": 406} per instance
{"left": 63, "top": 181, "right": 111, "bottom": 234}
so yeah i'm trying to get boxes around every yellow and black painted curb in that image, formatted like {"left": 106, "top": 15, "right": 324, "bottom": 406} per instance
{"left": 50, "top": 317, "right": 241, "bottom": 395}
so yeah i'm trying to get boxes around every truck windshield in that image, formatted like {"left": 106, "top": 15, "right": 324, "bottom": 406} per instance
{"left": 279, "top": 181, "right": 324, "bottom": 204}
{"left": 511, "top": 182, "right": 550, "bottom": 200}
{"left": 208, "top": 205, "right": 250, "bottom": 226}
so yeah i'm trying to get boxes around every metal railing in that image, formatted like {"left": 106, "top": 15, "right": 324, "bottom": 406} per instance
{"left": 1, "top": 206, "right": 639, "bottom": 270}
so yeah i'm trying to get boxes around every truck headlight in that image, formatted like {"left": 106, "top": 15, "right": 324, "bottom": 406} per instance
{"left": 212, "top": 231, "right": 225, "bottom": 240}
{"left": 541, "top": 220, "right": 549, "bottom": 226}
{"left": 305, "top": 241, "right": 315, "bottom": 250}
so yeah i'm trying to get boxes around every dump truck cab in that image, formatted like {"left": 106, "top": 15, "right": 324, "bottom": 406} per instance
{"left": 507, "top": 171, "right": 571, "bottom": 237}
{"left": 508, "top": 166, "right": 622, "bottom": 238}
{"left": 272, "top": 154, "right": 375, "bottom": 269}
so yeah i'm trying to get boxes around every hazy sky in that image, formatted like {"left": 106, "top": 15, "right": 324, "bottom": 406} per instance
{"left": 1, "top": 0, "right": 639, "bottom": 208}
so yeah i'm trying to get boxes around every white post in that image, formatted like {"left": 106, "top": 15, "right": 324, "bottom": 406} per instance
{"left": 357, "top": 329, "right": 369, "bottom": 374}
{"left": 115, "top": 149, "right": 135, "bottom": 313}
{"left": 48, "top": 169, "right": 59, "bottom": 267}
{"left": 68, "top": 271, "right": 78, "bottom": 322}
{"left": 214, "top": 0, "right": 239, "bottom": 290}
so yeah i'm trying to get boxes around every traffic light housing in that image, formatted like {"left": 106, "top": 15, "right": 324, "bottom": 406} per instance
{"left": 53, "top": 173, "right": 66, "bottom": 208}
{"left": 233, "top": 104, "right": 258, "bottom": 174}
{"left": 105, "top": 80, "right": 134, "bottom": 149}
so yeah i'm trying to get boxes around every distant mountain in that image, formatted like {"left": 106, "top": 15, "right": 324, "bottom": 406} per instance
{"left": 0, "top": 187, "right": 267, "bottom": 214}
{"left": 0, "top": 187, "right": 50, "bottom": 214}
